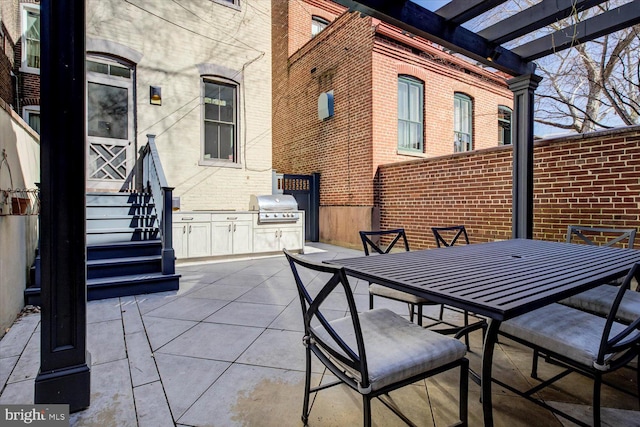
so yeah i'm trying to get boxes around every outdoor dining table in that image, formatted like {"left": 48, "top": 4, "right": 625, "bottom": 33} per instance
{"left": 325, "top": 238, "right": 640, "bottom": 426}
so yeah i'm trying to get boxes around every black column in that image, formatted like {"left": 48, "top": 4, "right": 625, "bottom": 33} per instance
{"left": 508, "top": 74, "right": 542, "bottom": 240}
{"left": 34, "top": 0, "right": 91, "bottom": 412}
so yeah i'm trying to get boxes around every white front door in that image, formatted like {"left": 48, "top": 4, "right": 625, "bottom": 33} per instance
{"left": 86, "top": 57, "right": 135, "bottom": 191}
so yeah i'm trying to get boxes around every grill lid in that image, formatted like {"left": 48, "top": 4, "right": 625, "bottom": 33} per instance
{"left": 249, "top": 194, "right": 299, "bottom": 211}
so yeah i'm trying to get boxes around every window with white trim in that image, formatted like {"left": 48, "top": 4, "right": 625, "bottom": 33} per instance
{"left": 23, "top": 105, "right": 40, "bottom": 134}
{"left": 454, "top": 93, "right": 472, "bottom": 152}
{"left": 202, "top": 78, "right": 238, "bottom": 163}
{"left": 312, "top": 16, "right": 329, "bottom": 37}
{"left": 397, "top": 76, "right": 423, "bottom": 152}
{"left": 20, "top": 4, "right": 40, "bottom": 74}
{"left": 498, "top": 105, "right": 512, "bottom": 145}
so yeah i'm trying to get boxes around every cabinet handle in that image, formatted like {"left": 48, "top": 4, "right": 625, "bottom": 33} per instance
{"left": 227, "top": 217, "right": 238, "bottom": 220}
{"left": 228, "top": 224, "right": 232, "bottom": 232}
{"left": 182, "top": 217, "right": 193, "bottom": 220}
{"left": 233, "top": 224, "right": 236, "bottom": 232}
{"left": 183, "top": 225, "right": 186, "bottom": 234}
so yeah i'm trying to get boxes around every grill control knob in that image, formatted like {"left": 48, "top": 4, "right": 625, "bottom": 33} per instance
{"left": 274, "top": 213, "right": 279, "bottom": 218}
{"left": 265, "top": 214, "right": 269, "bottom": 218}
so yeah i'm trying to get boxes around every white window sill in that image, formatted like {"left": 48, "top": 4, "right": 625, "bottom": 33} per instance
{"left": 199, "top": 159, "right": 242, "bottom": 169}
{"left": 19, "top": 66, "right": 40, "bottom": 75}
{"left": 397, "top": 149, "right": 426, "bottom": 158}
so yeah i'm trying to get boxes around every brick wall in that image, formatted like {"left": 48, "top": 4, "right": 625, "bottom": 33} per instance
{"left": 376, "top": 126, "right": 640, "bottom": 249}
{"left": 15, "top": 0, "right": 40, "bottom": 116}
{"left": 0, "top": 0, "right": 18, "bottom": 108}
{"left": 273, "top": 11, "right": 376, "bottom": 206}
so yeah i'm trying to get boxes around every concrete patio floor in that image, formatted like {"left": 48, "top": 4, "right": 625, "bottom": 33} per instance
{"left": 1, "top": 242, "right": 638, "bottom": 426}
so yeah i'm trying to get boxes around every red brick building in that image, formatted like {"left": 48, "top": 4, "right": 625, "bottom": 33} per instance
{"left": 272, "top": 0, "right": 514, "bottom": 248}
{"left": 0, "top": 0, "right": 40, "bottom": 132}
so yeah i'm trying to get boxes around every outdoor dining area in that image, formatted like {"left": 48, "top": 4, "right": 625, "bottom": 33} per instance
{"left": 2, "top": 225, "right": 639, "bottom": 426}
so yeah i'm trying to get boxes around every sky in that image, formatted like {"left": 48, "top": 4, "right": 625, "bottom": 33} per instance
{"left": 413, "top": 1, "right": 450, "bottom": 11}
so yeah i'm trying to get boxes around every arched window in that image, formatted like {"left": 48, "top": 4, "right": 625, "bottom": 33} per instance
{"left": 498, "top": 105, "right": 512, "bottom": 145}
{"left": 454, "top": 93, "right": 472, "bottom": 152}
{"left": 312, "top": 16, "right": 330, "bottom": 37}
{"left": 398, "top": 76, "right": 424, "bottom": 152}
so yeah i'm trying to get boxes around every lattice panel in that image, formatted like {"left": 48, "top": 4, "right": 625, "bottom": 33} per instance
{"left": 88, "top": 142, "right": 128, "bottom": 180}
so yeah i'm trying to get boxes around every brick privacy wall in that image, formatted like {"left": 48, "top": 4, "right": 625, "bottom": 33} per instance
{"left": 376, "top": 126, "right": 640, "bottom": 249}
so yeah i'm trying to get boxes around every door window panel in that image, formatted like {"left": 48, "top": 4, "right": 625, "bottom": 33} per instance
{"left": 88, "top": 82, "right": 128, "bottom": 139}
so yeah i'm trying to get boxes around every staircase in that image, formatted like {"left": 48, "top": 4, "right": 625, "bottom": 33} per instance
{"left": 25, "top": 192, "right": 180, "bottom": 305}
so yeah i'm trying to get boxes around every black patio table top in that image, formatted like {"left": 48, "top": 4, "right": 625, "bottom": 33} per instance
{"left": 325, "top": 238, "right": 640, "bottom": 322}
{"left": 325, "top": 238, "right": 640, "bottom": 426}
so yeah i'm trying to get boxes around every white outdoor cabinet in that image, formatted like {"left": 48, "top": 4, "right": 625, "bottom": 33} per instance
{"left": 173, "top": 213, "right": 212, "bottom": 259}
{"left": 211, "top": 213, "right": 253, "bottom": 255}
{"left": 252, "top": 221, "right": 304, "bottom": 253}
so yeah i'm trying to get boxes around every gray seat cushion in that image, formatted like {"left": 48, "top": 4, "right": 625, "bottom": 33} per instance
{"left": 559, "top": 284, "right": 640, "bottom": 324}
{"left": 500, "top": 303, "right": 628, "bottom": 369}
{"left": 369, "top": 283, "right": 432, "bottom": 304}
{"left": 313, "top": 308, "right": 467, "bottom": 392}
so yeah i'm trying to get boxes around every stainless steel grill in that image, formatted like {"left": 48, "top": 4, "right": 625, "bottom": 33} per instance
{"left": 249, "top": 194, "right": 301, "bottom": 223}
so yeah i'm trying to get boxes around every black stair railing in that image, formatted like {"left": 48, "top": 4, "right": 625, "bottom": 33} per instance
{"left": 140, "top": 134, "right": 175, "bottom": 275}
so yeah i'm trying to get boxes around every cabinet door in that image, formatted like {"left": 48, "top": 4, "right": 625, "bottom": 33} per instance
{"left": 187, "top": 222, "right": 212, "bottom": 257}
{"left": 279, "top": 227, "right": 303, "bottom": 251}
{"left": 253, "top": 227, "right": 281, "bottom": 252}
{"left": 232, "top": 220, "right": 252, "bottom": 254}
{"left": 172, "top": 223, "right": 188, "bottom": 259}
{"left": 211, "top": 221, "right": 233, "bottom": 255}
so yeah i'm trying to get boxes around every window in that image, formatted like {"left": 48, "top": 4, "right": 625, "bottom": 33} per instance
{"left": 498, "top": 106, "right": 512, "bottom": 145}
{"left": 20, "top": 4, "right": 40, "bottom": 73}
{"left": 23, "top": 106, "right": 40, "bottom": 134}
{"left": 214, "top": 0, "right": 240, "bottom": 9}
{"left": 397, "top": 76, "right": 423, "bottom": 152}
{"left": 312, "top": 16, "right": 330, "bottom": 37}
{"left": 203, "top": 79, "right": 238, "bottom": 163}
{"left": 454, "top": 93, "right": 472, "bottom": 152}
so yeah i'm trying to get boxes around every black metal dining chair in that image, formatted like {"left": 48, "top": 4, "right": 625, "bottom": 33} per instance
{"left": 359, "top": 229, "right": 438, "bottom": 327}
{"left": 498, "top": 264, "right": 640, "bottom": 427}
{"left": 283, "top": 249, "right": 469, "bottom": 427}
{"left": 560, "top": 225, "right": 639, "bottom": 322}
{"left": 431, "top": 225, "right": 470, "bottom": 248}
{"left": 431, "top": 225, "right": 486, "bottom": 349}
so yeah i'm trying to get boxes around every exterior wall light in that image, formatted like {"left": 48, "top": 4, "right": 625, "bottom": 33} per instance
{"left": 150, "top": 86, "right": 162, "bottom": 105}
